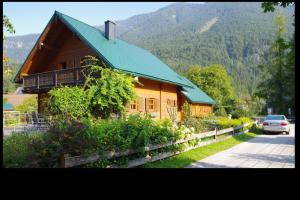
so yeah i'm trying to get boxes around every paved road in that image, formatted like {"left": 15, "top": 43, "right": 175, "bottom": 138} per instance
{"left": 187, "top": 124, "right": 295, "bottom": 168}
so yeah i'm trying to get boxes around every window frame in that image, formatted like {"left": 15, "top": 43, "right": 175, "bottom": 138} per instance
{"left": 130, "top": 100, "right": 139, "bottom": 111}
{"left": 148, "top": 98, "right": 155, "bottom": 112}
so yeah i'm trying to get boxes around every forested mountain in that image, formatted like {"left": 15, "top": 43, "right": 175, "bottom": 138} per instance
{"left": 4, "top": 34, "right": 39, "bottom": 64}
{"left": 3, "top": 2, "right": 294, "bottom": 96}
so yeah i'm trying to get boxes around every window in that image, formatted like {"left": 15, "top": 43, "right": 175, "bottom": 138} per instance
{"left": 148, "top": 98, "right": 155, "bottom": 112}
{"left": 266, "top": 115, "right": 285, "bottom": 120}
{"left": 130, "top": 100, "right": 138, "bottom": 111}
{"left": 167, "top": 99, "right": 177, "bottom": 107}
{"left": 146, "top": 98, "right": 159, "bottom": 112}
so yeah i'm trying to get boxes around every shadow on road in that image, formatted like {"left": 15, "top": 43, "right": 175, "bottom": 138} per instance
{"left": 231, "top": 153, "right": 294, "bottom": 165}
{"left": 188, "top": 162, "right": 232, "bottom": 168}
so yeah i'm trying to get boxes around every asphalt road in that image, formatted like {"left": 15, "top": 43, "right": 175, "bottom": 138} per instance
{"left": 187, "top": 124, "right": 295, "bottom": 168}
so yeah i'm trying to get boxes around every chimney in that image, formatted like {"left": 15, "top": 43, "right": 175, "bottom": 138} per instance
{"left": 105, "top": 20, "right": 116, "bottom": 40}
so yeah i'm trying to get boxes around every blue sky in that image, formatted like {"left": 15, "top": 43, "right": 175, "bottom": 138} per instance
{"left": 3, "top": 2, "right": 204, "bottom": 36}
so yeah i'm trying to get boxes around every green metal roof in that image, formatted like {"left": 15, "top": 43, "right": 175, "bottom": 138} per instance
{"left": 55, "top": 11, "right": 192, "bottom": 88}
{"left": 180, "top": 77, "right": 216, "bottom": 104}
{"left": 3, "top": 103, "right": 14, "bottom": 110}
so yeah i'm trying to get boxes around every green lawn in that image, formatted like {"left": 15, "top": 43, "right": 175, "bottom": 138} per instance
{"left": 142, "top": 127, "right": 262, "bottom": 168}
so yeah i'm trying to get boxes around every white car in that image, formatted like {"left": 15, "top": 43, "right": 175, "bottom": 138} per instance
{"left": 262, "top": 115, "right": 290, "bottom": 134}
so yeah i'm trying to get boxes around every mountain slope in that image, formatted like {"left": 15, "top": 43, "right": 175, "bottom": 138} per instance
{"left": 4, "top": 2, "right": 294, "bottom": 96}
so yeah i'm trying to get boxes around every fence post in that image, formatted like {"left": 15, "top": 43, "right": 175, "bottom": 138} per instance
{"left": 214, "top": 127, "right": 217, "bottom": 141}
{"left": 55, "top": 72, "right": 57, "bottom": 87}
{"left": 37, "top": 75, "right": 40, "bottom": 89}
{"left": 60, "top": 154, "right": 66, "bottom": 168}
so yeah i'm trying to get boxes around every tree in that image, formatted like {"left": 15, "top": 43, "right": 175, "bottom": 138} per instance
{"left": 82, "top": 56, "right": 137, "bottom": 119}
{"left": 255, "top": 13, "right": 291, "bottom": 114}
{"left": 261, "top": 2, "right": 295, "bottom": 116}
{"left": 3, "top": 14, "right": 16, "bottom": 94}
{"left": 185, "top": 64, "right": 235, "bottom": 115}
{"left": 261, "top": 2, "right": 294, "bottom": 13}
{"left": 3, "top": 14, "right": 15, "bottom": 41}
{"left": 3, "top": 57, "right": 18, "bottom": 94}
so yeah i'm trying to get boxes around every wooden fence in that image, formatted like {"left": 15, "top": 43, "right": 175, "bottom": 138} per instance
{"left": 61, "top": 122, "right": 254, "bottom": 168}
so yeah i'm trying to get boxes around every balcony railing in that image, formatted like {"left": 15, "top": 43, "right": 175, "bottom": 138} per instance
{"left": 23, "top": 67, "right": 87, "bottom": 91}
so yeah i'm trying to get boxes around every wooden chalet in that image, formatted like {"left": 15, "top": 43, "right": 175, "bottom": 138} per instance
{"left": 14, "top": 11, "right": 215, "bottom": 121}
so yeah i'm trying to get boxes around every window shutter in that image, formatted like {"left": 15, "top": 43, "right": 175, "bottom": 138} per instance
{"left": 145, "top": 98, "right": 149, "bottom": 112}
{"left": 138, "top": 97, "right": 145, "bottom": 112}
{"left": 154, "top": 98, "right": 160, "bottom": 112}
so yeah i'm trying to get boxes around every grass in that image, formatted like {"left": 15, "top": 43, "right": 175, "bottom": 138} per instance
{"left": 142, "top": 127, "right": 262, "bottom": 168}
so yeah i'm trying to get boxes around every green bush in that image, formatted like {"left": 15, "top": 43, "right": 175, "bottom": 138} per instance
{"left": 47, "top": 86, "right": 90, "bottom": 120}
{"left": 181, "top": 116, "right": 216, "bottom": 133}
{"left": 82, "top": 114, "right": 177, "bottom": 153}
{"left": 3, "top": 132, "right": 43, "bottom": 168}
{"left": 216, "top": 117, "right": 252, "bottom": 129}
{"left": 82, "top": 56, "right": 137, "bottom": 119}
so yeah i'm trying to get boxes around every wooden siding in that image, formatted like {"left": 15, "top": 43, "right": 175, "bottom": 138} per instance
{"left": 43, "top": 33, "right": 96, "bottom": 72}
{"left": 129, "top": 78, "right": 161, "bottom": 120}
{"left": 21, "top": 19, "right": 97, "bottom": 77}
{"left": 127, "top": 77, "right": 211, "bottom": 121}
{"left": 190, "top": 103, "right": 213, "bottom": 117}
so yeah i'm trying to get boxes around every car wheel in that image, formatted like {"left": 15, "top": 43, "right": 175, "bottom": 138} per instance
{"left": 286, "top": 131, "right": 290, "bottom": 135}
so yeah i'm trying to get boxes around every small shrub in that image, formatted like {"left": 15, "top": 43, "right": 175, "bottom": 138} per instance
{"left": 216, "top": 117, "right": 252, "bottom": 129}
{"left": 3, "top": 132, "right": 43, "bottom": 168}
{"left": 47, "top": 86, "right": 90, "bottom": 120}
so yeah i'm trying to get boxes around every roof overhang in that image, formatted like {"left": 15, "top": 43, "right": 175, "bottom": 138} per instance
{"left": 14, "top": 14, "right": 59, "bottom": 83}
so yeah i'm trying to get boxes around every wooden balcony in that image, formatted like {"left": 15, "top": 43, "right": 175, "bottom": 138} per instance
{"left": 23, "top": 67, "right": 87, "bottom": 93}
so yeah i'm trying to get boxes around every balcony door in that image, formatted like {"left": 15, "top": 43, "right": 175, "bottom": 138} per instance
{"left": 59, "top": 62, "right": 67, "bottom": 70}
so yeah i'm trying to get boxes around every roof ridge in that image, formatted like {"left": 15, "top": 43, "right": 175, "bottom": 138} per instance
{"left": 54, "top": 10, "right": 105, "bottom": 35}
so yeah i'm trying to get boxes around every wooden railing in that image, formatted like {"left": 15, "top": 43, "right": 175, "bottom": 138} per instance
{"left": 23, "top": 67, "right": 87, "bottom": 91}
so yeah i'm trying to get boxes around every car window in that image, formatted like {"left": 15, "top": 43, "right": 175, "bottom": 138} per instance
{"left": 266, "top": 115, "right": 284, "bottom": 120}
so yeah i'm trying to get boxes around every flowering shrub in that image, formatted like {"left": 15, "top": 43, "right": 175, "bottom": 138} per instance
{"left": 175, "top": 125, "right": 195, "bottom": 139}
